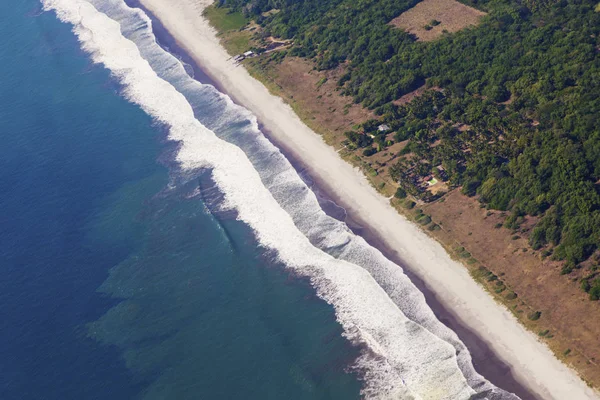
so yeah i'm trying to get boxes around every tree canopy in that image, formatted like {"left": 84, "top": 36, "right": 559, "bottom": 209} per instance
{"left": 218, "top": 0, "right": 600, "bottom": 269}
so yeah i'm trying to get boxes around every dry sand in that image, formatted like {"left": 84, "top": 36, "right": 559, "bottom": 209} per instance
{"left": 137, "top": 0, "right": 599, "bottom": 398}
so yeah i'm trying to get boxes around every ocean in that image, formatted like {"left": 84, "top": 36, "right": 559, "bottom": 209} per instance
{"left": 1, "top": 0, "right": 519, "bottom": 399}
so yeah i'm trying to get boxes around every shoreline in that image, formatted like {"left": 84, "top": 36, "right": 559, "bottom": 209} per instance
{"left": 133, "top": 0, "right": 598, "bottom": 399}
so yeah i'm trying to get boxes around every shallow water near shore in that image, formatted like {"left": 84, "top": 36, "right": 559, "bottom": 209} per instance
{"left": 1, "top": 1, "right": 361, "bottom": 399}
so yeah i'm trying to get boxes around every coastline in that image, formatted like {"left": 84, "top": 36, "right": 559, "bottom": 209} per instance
{"left": 134, "top": 0, "right": 599, "bottom": 399}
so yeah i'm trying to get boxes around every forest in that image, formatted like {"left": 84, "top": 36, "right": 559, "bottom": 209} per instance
{"left": 217, "top": 0, "right": 600, "bottom": 295}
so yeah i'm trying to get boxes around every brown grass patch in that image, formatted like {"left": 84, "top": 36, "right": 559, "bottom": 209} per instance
{"left": 421, "top": 190, "right": 600, "bottom": 387}
{"left": 390, "top": 0, "right": 486, "bottom": 41}
{"left": 265, "top": 57, "right": 375, "bottom": 147}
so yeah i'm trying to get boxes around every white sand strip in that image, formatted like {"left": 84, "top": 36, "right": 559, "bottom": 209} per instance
{"left": 136, "top": 0, "right": 600, "bottom": 398}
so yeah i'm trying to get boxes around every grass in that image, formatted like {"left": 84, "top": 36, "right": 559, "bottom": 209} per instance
{"left": 202, "top": 5, "right": 251, "bottom": 55}
{"left": 223, "top": 32, "right": 252, "bottom": 55}
{"left": 203, "top": 6, "right": 248, "bottom": 32}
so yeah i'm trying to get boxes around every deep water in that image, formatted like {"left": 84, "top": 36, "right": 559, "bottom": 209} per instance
{"left": 0, "top": 1, "right": 361, "bottom": 399}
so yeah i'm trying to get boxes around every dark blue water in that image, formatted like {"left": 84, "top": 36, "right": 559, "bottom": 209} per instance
{"left": 0, "top": 1, "right": 361, "bottom": 399}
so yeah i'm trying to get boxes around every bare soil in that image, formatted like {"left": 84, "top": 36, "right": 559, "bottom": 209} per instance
{"left": 390, "top": 0, "right": 486, "bottom": 41}
{"left": 267, "top": 57, "right": 374, "bottom": 147}
{"left": 421, "top": 190, "right": 600, "bottom": 387}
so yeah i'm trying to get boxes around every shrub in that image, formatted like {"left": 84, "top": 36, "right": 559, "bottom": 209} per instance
{"left": 418, "top": 215, "right": 432, "bottom": 225}
{"left": 494, "top": 285, "right": 506, "bottom": 293}
{"left": 541, "top": 249, "right": 553, "bottom": 259}
{"left": 528, "top": 311, "right": 542, "bottom": 321}
{"left": 461, "top": 179, "right": 481, "bottom": 196}
{"left": 581, "top": 279, "right": 591, "bottom": 293}
{"left": 455, "top": 246, "right": 471, "bottom": 258}
{"left": 560, "top": 264, "right": 574, "bottom": 275}
{"left": 363, "top": 147, "right": 377, "bottom": 157}
{"left": 394, "top": 187, "right": 407, "bottom": 199}
{"left": 589, "top": 285, "right": 600, "bottom": 301}
{"left": 428, "top": 223, "right": 440, "bottom": 231}
{"left": 403, "top": 199, "right": 416, "bottom": 209}
{"left": 505, "top": 292, "right": 518, "bottom": 300}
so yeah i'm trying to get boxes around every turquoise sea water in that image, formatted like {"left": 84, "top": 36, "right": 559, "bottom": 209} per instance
{"left": 0, "top": 1, "right": 361, "bottom": 399}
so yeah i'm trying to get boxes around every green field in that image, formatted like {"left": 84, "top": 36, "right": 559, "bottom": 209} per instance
{"left": 203, "top": 6, "right": 247, "bottom": 32}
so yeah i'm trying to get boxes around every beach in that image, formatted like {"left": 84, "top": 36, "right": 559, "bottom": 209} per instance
{"left": 135, "top": 0, "right": 599, "bottom": 398}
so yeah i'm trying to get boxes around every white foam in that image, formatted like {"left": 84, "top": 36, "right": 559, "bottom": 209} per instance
{"left": 41, "top": 0, "right": 517, "bottom": 398}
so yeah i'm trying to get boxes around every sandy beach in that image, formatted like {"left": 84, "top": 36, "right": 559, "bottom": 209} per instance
{"left": 136, "top": 0, "right": 599, "bottom": 398}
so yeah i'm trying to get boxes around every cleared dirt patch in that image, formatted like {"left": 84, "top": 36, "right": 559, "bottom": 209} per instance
{"left": 390, "top": 0, "right": 486, "bottom": 41}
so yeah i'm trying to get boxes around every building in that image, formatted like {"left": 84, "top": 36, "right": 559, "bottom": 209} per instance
{"left": 378, "top": 124, "right": 390, "bottom": 132}
{"left": 243, "top": 51, "right": 254, "bottom": 57}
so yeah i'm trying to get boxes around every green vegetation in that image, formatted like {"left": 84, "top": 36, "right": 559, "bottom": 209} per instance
{"left": 505, "top": 291, "right": 518, "bottom": 300}
{"left": 455, "top": 246, "right": 472, "bottom": 259}
{"left": 528, "top": 311, "right": 542, "bottom": 321}
{"left": 219, "top": 0, "right": 600, "bottom": 297}
{"left": 428, "top": 223, "right": 441, "bottom": 231}
{"left": 417, "top": 214, "right": 432, "bottom": 225}
{"left": 403, "top": 199, "right": 416, "bottom": 209}
{"left": 226, "top": 33, "right": 253, "bottom": 54}
{"left": 394, "top": 187, "right": 408, "bottom": 199}
{"left": 203, "top": 6, "right": 248, "bottom": 31}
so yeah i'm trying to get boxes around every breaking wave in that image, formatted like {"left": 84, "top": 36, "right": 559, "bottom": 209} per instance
{"left": 41, "top": 0, "right": 519, "bottom": 398}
